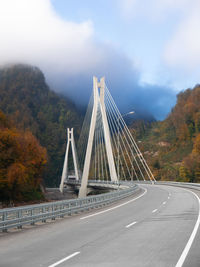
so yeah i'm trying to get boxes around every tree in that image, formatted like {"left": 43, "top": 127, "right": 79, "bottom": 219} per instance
{"left": 0, "top": 111, "right": 47, "bottom": 204}
{"left": 179, "top": 165, "right": 188, "bottom": 182}
{"left": 193, "top": 133, "right": 200, "bottom": 154}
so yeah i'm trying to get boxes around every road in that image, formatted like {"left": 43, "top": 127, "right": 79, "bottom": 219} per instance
{"left": 0, "top": 184, "right": 200, "bottom": 267}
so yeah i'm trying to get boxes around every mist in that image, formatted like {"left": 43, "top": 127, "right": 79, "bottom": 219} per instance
{"left": 0, "top": 0, "right": 177, "bottom": 120}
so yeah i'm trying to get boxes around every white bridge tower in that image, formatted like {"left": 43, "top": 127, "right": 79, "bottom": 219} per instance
{"left": 79, "top": 77, "right": 118, "bottom": 198}
{"left": 59, "top": 128, "right": 79, "bottom": 193}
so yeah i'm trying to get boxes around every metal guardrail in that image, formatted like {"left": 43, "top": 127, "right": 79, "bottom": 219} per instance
{"left": 134, "top": 180, "right": 200, "bottom": 191}
{"left": 66, "top": 179, "right": 120, "bottom": 185}
{"left": 1, "top": 180, "right": 200, "bottom": 232}
{"left": 0, "top": 182, "right": 139, "bottom": 232}
{"left": 66, "top": 179, "right": 129, "bottom": 190}
{"left": 156, "top": 181, "right": 200, "bottom": 191}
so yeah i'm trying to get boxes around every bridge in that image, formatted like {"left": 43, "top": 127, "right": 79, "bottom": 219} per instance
{"left": 1, "top": 78, "right": 200, "bottom": 267}
{"left": 59, "top": 77, "right": 155, "bottom": 197}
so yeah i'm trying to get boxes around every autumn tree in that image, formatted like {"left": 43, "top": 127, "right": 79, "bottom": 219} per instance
{"left": 0, "top": 111, "right": 47, "bottom": 204}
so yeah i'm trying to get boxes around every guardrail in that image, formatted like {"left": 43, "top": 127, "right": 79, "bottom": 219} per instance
{"left": 66, "top": 179, "right": 121, "bottom": 185}
{"left": 134, "top": 180, "right": 200, "bottom": 190}
{"left": 0, "top": 182, "right": 139, "bottom": 232}
{"left": 156, "top": 181, "right": 200, "bottom": 191}
{"left": 2, "top": 180, "right": 200, "bottom": 232}
{"left": 66, "top": 179, "right": 130, "bottom": 190}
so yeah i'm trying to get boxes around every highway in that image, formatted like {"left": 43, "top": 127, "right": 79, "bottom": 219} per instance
{"left": 0, "top": 184, "right": 200, "bottom": 267}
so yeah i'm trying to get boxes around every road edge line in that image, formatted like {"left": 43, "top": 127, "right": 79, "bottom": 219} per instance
{"left": 80, "top": 187, "right": 147, "bottom": 220}
{"left": 175, "top": 189, "right": 200, "bottom": 267}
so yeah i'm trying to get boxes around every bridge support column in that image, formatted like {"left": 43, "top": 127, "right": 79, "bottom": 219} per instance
{"left": 79, "top": 77, "right": 99, "bottom": 198}
{"left": 79, "top": 77, "right": 118, "bottom": 198}
{"left": 59, "top": 128, "right": 79, "bottom": 193}
{"left": 99, "top": 77, "right": 117, "bottom": 182}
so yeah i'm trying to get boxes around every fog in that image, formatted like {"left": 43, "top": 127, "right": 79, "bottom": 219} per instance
{"left": 0, "top": 0, "right": 177, "bottom": 120}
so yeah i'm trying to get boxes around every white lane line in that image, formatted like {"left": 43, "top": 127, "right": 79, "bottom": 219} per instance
{"left": 126, "top": 221, "right": 137, "bottom": 228}
{"left": 152, "top": 209, "right": 158, "bottom": 213}
{"left": 175, "top": 189, "right": 200, "bottom": 267}
{"left": 48, "top": 252, "right": 80, "bottom": 267}
{"left": 163, "top": 201, "right": 166, "bottom": 205}
{"left": 80, "top": 188, "right": 147, "bottom": 220}
{"left": 168, "top": 196, "right": 170, "bottom": 200}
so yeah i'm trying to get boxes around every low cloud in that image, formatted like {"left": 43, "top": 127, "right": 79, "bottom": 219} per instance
{"left": 0, "top": 0, "right": 176, "bottom": 120}
{"left": 0, "top": 0, "right": 95, "bottom": 73}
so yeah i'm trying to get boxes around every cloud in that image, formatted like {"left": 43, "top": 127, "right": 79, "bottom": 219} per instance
{"left": 118, "top": 0, "right": 139, "bottom": 20}
{"left": 118, "top": 0, "right": 191, "bottom": 21}
{"left": 117, "top": 0, "right": 200, "bottom": 90}
{"left": 0, "top": 0, "right": 95, "bottom": 73}
{"left": 108, "top": 80, "right": 176, "bottom": 121}
{"left": 129, "top": 83, "right": 176, "bottom": 120}
{"left": 0, "top": 0, "right": 176, "bottom": 120}
{"left": 164, "top": 2, "right": 200, "bottom": 71}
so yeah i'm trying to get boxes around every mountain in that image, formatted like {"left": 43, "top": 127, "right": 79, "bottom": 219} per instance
{"left": 0, "top": 64, "right": 82, "bottom": 186}
{"left": 135, "top": 85, "right": 200, "bottom": 183}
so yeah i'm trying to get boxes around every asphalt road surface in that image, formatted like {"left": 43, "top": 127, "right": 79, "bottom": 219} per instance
{"left": 0, "top": 184, "right": 200, "bottom": 267}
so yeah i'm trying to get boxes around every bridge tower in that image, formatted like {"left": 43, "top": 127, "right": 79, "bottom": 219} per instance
{"left": 59, "top": 128, "right": 79, "bottom": 193}
{"left": 79, "top": 77, "right": 117, "bottom": 198}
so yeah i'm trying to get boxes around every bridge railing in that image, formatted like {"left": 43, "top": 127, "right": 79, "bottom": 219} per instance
{"left": 66, "top": 179, "right": 126, "bottom": 189}
{"left": 0, "top": 182, "right": 139, "bottom": 232}
{"left": 65, "top": 179, "right": 120, "bottom": 185}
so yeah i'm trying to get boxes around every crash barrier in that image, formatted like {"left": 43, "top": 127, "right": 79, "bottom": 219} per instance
{"left": 0, "top": 181, "right": 139, "bottom": 232}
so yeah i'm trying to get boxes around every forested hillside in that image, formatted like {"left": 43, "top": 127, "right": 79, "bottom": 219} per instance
{"left": 0, "top": 111, "right": 47, "bottom": 204}
{"left": 0, "top": 64, "right": 82, "bottom": 187}
{"left": 134, "top": 85, "right": 200, "bottom": 182}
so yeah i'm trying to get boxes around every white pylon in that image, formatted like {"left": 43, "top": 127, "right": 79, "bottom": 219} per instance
{"left": 78, "top": 77, "right": 118, "bottom": 198}
{"left": 59, "top": 128, "right": 79, "bottom": 193}
{"left": 99, "top": 77, "right": 118, "bottom": 183}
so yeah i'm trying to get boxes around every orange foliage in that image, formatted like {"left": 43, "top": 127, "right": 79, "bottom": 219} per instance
{"left": 0, "top": 111, "right": 47, "bottom": 203}
{"left": 7, "top": 163, "right": 27, "bottom": 186}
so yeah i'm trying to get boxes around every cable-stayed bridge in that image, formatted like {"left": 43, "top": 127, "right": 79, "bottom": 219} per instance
{"left": 60, "top": 77, "right": 155, "bottom": 197}
{"left": 1, "top": 77, "right": 200, "bottom": 267}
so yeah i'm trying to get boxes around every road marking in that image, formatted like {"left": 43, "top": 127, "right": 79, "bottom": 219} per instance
{"left": 168, "top": 196, "right": 170, "bottom": 200}
{"left": 80, "top": 188, "right": 147, "bottom": 220}
{"left": 175, "top": 189, "right": 200, "bottom": 267}
{"left": 152, "top": 209, "right": 158, "bottom": 213}
{"left": 126, "top": 221, "right": 137, "bottom": 228}
{"left": 163, "top": 201, "right": 166, "bottom": 205}
{"left": 48, "top": 252, "right": 80, "bottom": 267}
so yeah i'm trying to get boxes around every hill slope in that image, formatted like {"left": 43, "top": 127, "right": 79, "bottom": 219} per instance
{"left": 0, "top": 64, "right": 81, "bottom": 186}
{"left": 135, "top": 85, "right": 200, "bottom": 182}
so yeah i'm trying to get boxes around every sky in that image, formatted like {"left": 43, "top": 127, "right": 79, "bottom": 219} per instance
{"left": 0, "top": 0, "right": 200, "bottom": 120}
